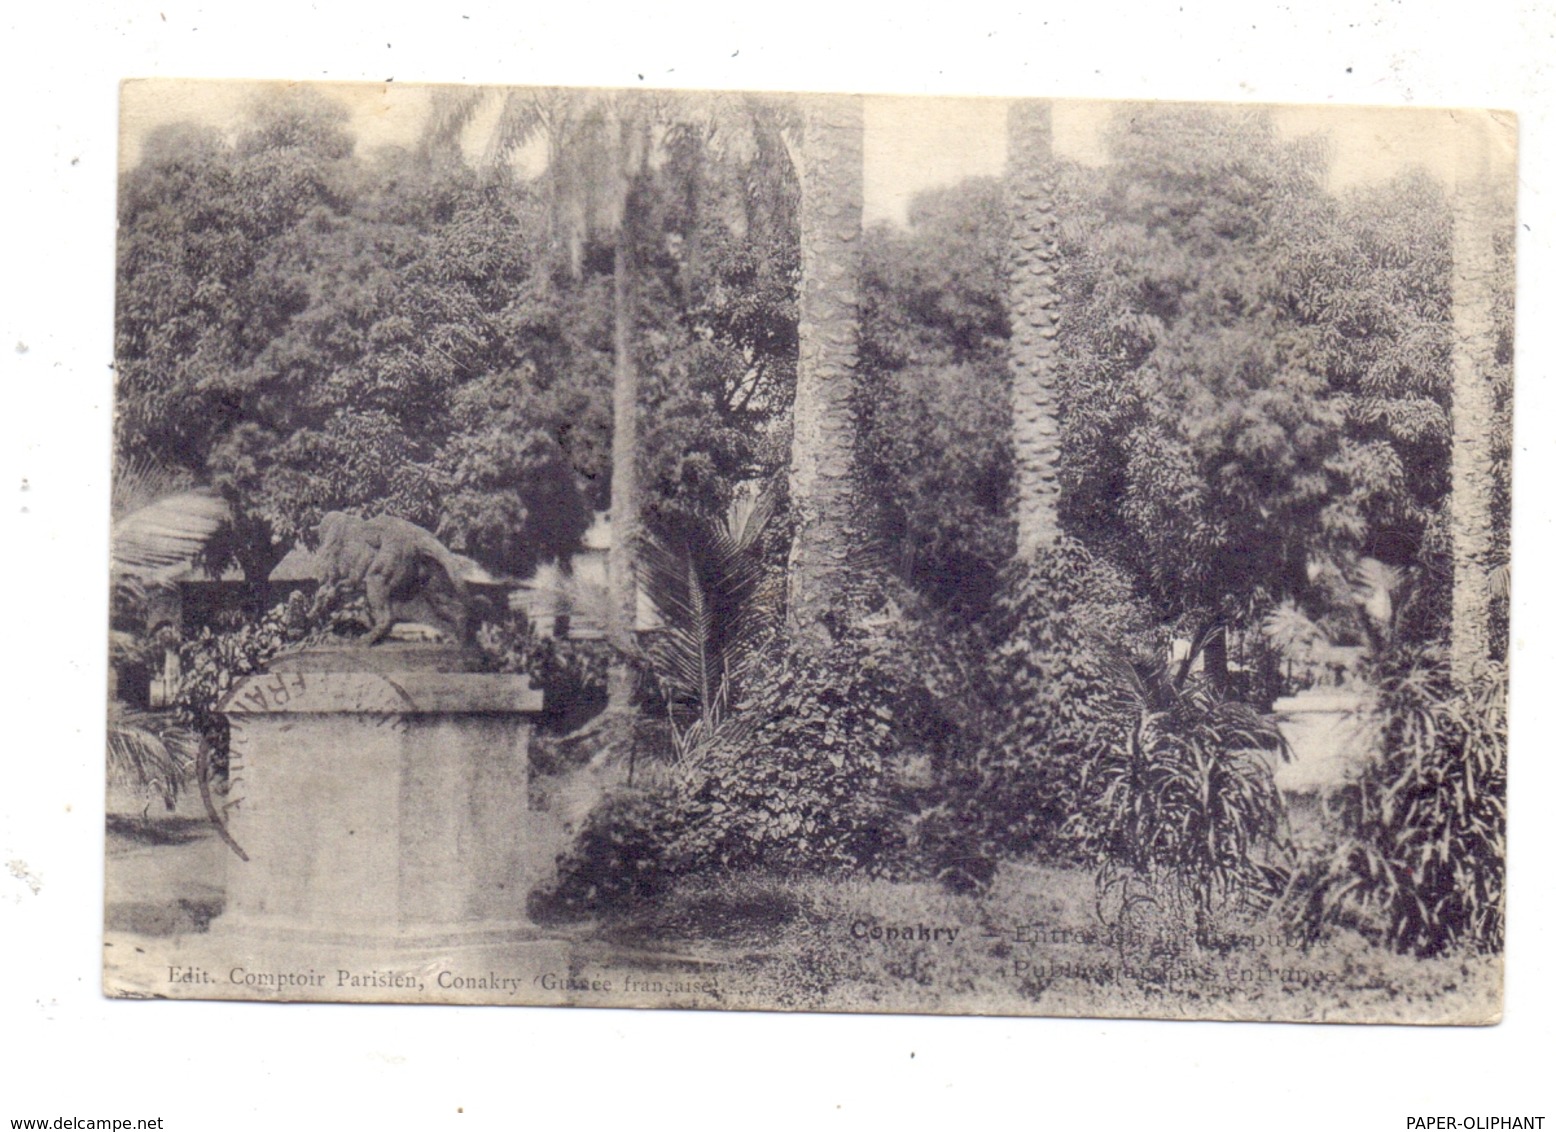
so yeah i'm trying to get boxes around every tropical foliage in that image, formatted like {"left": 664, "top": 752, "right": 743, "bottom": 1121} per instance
{"left": 171, "top": 594, "right": 312, "bottom": 763}
{"left": 639, "top": 488, "right": 781, "bottom": 768}
{"left": 113, "top": 90, "right": 1513, "bottom": 975}
{"left": 1055, "top": 109, "right": 1446, "bottom": 657}
{"left": 1068, "top": 644, "right": 1292, "bottom": 934}
{"left": 476, "top": 610, "right": 611, "bottom": 735}
{"left": 670, "top": 629, "right": 908, "bottom": 874}
{"left": 1292, "top": 651, "right": 1507, "bottom": 956}
{"left": 107, "top": 701, "right": 197, "bottom": 812}
{"left": 115, "top": 87, "right": 800, "bottom": 582}
{"left": 964, "top": 539, "right": 1157, "bottom": 859}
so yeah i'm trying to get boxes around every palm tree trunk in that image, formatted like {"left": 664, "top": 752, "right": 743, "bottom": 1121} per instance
{"left": 605, "top": 113, "right": 651, "bottom": 732}
{"left": 787, "top": 94, "right": 866, "bottom": 646}
{"left": 1007, "top": 99, "right": 1063, "bottom": 558}
{"left": 605, "top": 234, "right": 639, "bottom": 718}
{"left": 1448, "top": 119, "right": 1503, "bottom": 690}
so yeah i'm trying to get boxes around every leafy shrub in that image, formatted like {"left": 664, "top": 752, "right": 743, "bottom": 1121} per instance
{"left": 898, "top": 800, "right": 1000, "bottom": 894}
{"left": 476, "top": 609, "right": 609, "bottom": 735}
{"left": 852, "top": 601, "right": 1019, "bottom": 892}
{"left": 1291, "top": 651, "right": 1506, "bottom": 956}
{"left": 669, "top": 632, "right": 908, "bottom": 874}
{"left": 164, "top": 595, "right": 313, "bottom": 858}
{"left": 963, "top": 538, "right": 1158, "bottom": 860}
{"left": 1067, "top": 649, "right": 1291, "bottom": 937}
{"left": 173, "top": 593, "right": 313, "bottom": 766}
{"left": 528, "top": 788, "right": 680, "bottom": 922}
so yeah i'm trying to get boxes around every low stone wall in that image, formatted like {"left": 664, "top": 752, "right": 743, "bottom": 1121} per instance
{"left": 1271, "top": 688, "right": 1379, "bottom": 794}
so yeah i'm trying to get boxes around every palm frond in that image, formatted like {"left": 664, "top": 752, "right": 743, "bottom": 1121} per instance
{"left": 107, "top": 706, "right": 196, "bottom": 811}
{"left": 639, "top": 487, "right": 780, "bottom": 755}
{"left": 1261, "top": 598, "right": 1326, "bottom": 655}
{"left": 478, "top": 90, "right": 545, "bottom": 170}
{"left": 111, "top": 487, "right": 231, "bottom": 578}
{"left": 420, "top": 86, "right": 491, "bottom": 161}
{"left": 112, "top": 454, "right": 194, "bottom": 522}
{"left": 1349, "top": 555, "right": 1404, "bottom": 633}
{"left": 1489, "top": 561, "right": 1511, "bottom": 601}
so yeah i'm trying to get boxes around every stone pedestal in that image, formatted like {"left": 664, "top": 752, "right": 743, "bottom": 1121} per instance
{"left": 214, "top": 644, "right": 546, "bottom": 950}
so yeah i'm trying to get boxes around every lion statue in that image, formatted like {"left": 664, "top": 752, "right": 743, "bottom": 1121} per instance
{"left": 311, "top": 512, "right": 474, "bottom": 646}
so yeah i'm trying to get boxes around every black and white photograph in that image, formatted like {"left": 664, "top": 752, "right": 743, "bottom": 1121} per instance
{"left": 6, "top": 0, "right": 1554, "bottom": 1125}
{"left": 103, "top": 80, "right": 1513, "bottom": 1024}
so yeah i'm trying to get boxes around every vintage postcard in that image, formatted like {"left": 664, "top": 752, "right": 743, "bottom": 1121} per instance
{"left": 105, "top": 79, "right": 1514, "bottom": 1022}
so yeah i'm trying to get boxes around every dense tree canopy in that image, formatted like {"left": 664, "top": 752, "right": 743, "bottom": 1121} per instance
{"left": 115, "top": 88, "right": 799, "bottom": 581}
{"left": 117, "top": 90, "right": 1513, "bottom": 958}
{"left": 855, "top": 105, "right": 1493, "bottom": 652}
{"left": 1058, "top": 109, "right": 1351, "bottom": 627}
{"left": 859, "top": 177, "right": 1015, "bottom": 611}
{"left": 117, "top": 91, "right": 1502, "bottom": 659}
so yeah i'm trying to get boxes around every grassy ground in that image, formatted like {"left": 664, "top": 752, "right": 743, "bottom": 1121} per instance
{"left": 104, "top": 796, "right": 227, "bottom": 937}
{"left": 103, "top": 797, "right": 1498, "bottom": 1023}
{"left": 589, "top": 863, "right": 1501, "bottom": 1023}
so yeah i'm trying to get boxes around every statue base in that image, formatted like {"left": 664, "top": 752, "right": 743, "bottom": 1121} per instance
{"left": 214, "top": 644, "right": 547, "bottom": 952}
